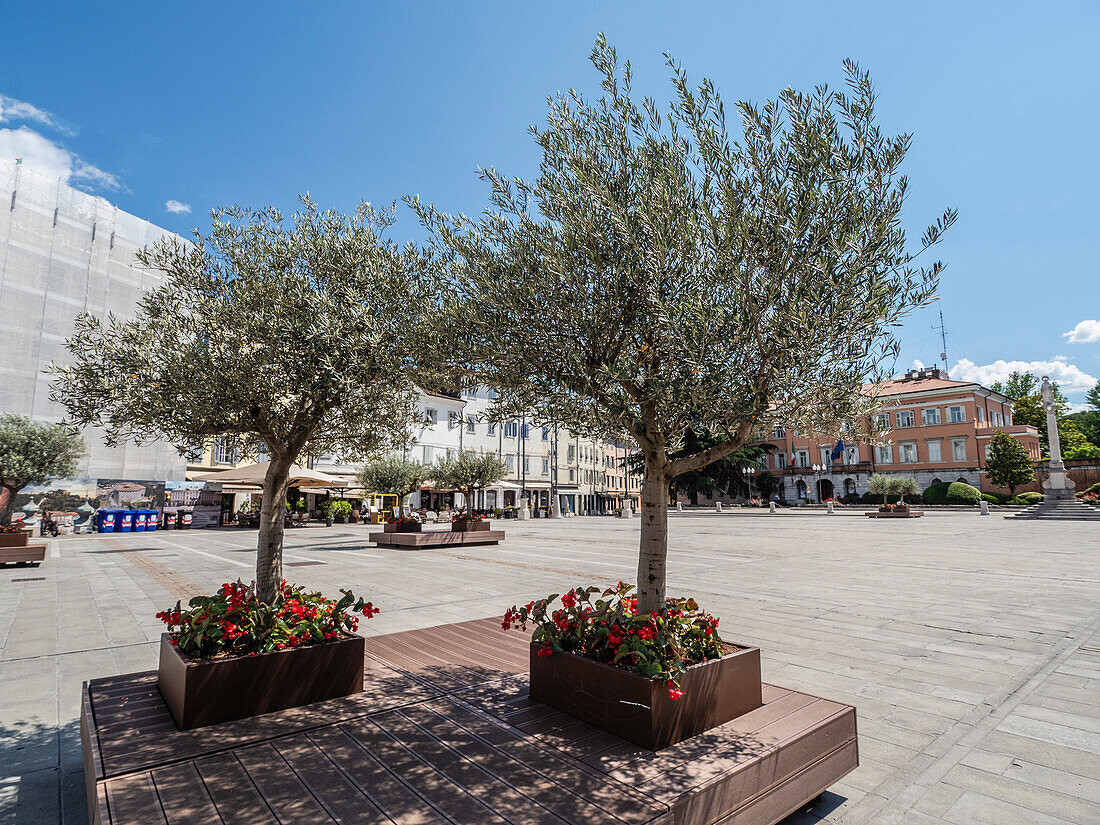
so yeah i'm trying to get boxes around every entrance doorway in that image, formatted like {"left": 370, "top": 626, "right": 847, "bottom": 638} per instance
{"left": 816, "top": 479, "right": 834, "bottom": 501}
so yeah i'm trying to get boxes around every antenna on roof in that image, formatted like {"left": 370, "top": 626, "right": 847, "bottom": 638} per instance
{"left": 931, "top": 300, "right": 948, "bottom": 375}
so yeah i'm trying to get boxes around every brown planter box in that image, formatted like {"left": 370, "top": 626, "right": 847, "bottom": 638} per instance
{"left": 383, "top": 522, "right": 422, "bottom": 533}
{"left": 530, "top": 640, "right": 763, "bottom": 750}
{"left": 156, "top": 632, "right": 365, "bottom": 731}
{"left": 0, "top": 532, "right": 31, "bottom": 548}
{"left": 451, "top": 520, "right": 491, "bottom": 532}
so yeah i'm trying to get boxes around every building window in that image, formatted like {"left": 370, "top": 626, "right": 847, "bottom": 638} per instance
{"left": 896, "top": 411, "right": 915, "bottom": 428}
{"left": 819, "top": 448, "right": 831, "bottom": 467}
{"left": 521, "top": 424, "right": 530, "bottom": 439}
{"left": 795, "top": 450, "right": 809, "bottom": 468}
{"left": 213, "top": 437, "right": 236, "bottom": 465}
{"left": 875, "top": 445, "right": 892, "bottom": 464}
{"left": 523, "top": 457, "right": 530, "bottom": 474}
{"left": 772, "top": 427, "right": 786, "bottom": 438}
{"left": 568, "top": 468, "right": 575, "bottom": 482}
{"left": 504, "top": 421, "right": 518, "bottom": 438}
{"left": 899, "top": 442, "right": 917, "bottom": 463}
{"left": 776, "top": 452, "right": 788, "bottom": 469}
{"left": 951, "top": 439, "right": 967, "bottom": 461}
{"left": 542, "top": 427, "right": 550, "bottom": 441}
{"left": 948, "top": 406, "right": 965, "bottom": 423}
{"left": 976, "top": 406, "right": 985, "bottom": 424}
{"left": 466, "top": 415, "right": 475, "bottom": 433}
{"left": 922, "top": 408, "right": 941, "bottom": 425}
{"left": 542, "top": 458, "right": 549, "bottom": 474}
{"left": 874, "top": 413, "right": 889, "bottom": 429}
{"left": 506, "top": 455, "right": 515, "bottom": 472}
{"left": 448, "top": 411, "right": 460, "bottom": 429}
{"left": 185, "top": 442, "right": 205, "bottom": 462}
{"left": 567, "top": 445, "right": 575, "bottom": 462}
{"left": 488, "top": 422, "right": 497, "bottom": 435}
{"left": 425, "top": 408, "right": 437, "bottom": 424}
{"left": 984, "top": 443, "right": 993, "bottom": 459}
{"left": 927, "top": 440, "right": 942, "bottom": 462}
{"left": 845, "top": 446, "right": 859, "bottom": 465}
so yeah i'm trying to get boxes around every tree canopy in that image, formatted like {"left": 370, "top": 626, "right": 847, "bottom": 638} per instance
{"left": 429, "top": 451, "right": 509, "bottom": 512}
{"left": 358, "top": 455, "right": 427, "bottom": 502}
{"left": 984, "top": 431, "right": 1035, "bottom": 495}
{"left": 415, "top": 37, "right": 955, "bottom": 611}
{"left": 52, "top": 198, "right": 433, "bottom": 601}
{"left": 0, "top": 415, "right": 85, "bottom": 524}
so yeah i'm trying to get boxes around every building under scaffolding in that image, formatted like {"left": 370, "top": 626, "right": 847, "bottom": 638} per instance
{"left": 0, "top": 157, "right": 185, "bottom": 480}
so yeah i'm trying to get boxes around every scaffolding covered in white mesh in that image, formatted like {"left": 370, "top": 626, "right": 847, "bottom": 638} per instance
{"left": 0, "top": 156, "right": 185, "bottom": 480}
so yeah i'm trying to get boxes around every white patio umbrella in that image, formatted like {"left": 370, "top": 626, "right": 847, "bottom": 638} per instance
{"left": 22, "top": 499, "right": 40, "bottom": 513}
{"left": 191, "top": 461, "right": 348, "bottom": 489}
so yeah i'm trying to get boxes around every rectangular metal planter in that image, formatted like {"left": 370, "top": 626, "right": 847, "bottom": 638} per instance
{"left": 383, "top": 522, "right": 422, "bottom": 533}
{"left": 530, "top": 640, "right": 763, "bottom": 750}
{"left": 156, "top": 632, "right": 365, "bottom": 730}
{"left": 0, "top": 532, "right": 31, "bottom": 548}
{"left": 451, "top": 520, "right": 491, "bottom": 532}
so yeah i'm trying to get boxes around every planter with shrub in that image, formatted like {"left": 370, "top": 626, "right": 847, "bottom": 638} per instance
{"left": 502, "top": 582, "right": 761, "bottom": 750}
{"left": 0, "top": 524, "right": 32, "bottom": 548}
{"left": 451, "top": 512, "right": 490, "bottom": 532}
{"left": 155, "top": 580, "right": 379, "bottom": 730}
{"left": 328, "top": 500, "right": 353, "bottom": 524}
{"left": 383, "top": 515, "right": 422, "bottom": 533}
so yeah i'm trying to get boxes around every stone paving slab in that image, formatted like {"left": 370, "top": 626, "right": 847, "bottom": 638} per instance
{"left": 0, "top": 511, "right": 1097, "bottom": 824}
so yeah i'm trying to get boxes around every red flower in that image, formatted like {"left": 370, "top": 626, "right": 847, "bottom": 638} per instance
{"left": 537, "top": 646, "right": 553, "bottom": 657}
{"left": 638, "top": 625, "right": 655, "bottom": 640}
{"left": 561, "top": 592, "right": 576, "bottom": 609}
{"left": 668, "top": 687, "right": 684, "bottom": 700}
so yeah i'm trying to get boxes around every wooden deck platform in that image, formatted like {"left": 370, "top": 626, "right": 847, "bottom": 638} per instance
{"left": 81, "top": 618, "right": 857, "bottom": 825}
{"left": 368, "top": 529, "right": 506, "bottom": 549}
{"left": 0, "top": 543, "right": 47, "bottom": 565}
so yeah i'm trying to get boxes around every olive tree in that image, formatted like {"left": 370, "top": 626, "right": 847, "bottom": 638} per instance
{"left": 867, "top": 473, "right": 892, "bottom": 506}
{"left": 52, "top": 198, "right": 431, "bottom": 602}
{"left": 358, "top": 454, "right": 426, "bottom": 504}
{"left": 0, "top": 414, "right": 85, "bottom": 524}
{"left": 890, "top": 476, "right": 921, "bottom": 504}
{"left": 429, "top": 451, "right": 508, "bottom": 513}
{"left": 415, "top": 37, "right": 955, "bottom": 612}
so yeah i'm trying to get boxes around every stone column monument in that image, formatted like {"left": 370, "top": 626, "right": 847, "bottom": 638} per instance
{"left": 1040, "top": 376, "right": 1076, "bottom": 500}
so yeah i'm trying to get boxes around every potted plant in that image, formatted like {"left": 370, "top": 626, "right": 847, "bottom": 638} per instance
{"left": 0, "top": 522, "right": 32, "bottom": 548}
{"left": 451, "top": 511, "right": 490, "bottom": 532}
{"left": 330, "top": 499, "right": 352, "bottom": 524}
{"left": 383, "top": 514, "right": 422, "bottom": 533}
{"left": 503, "top": 583, "right": 761, "bottom": 750}
{"left": 155, "top": 579, "right": 379, "bottom": 730}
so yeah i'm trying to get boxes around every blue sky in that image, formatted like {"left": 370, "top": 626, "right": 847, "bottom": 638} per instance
{"left": 2, "top": 1, "right": 1098, "bottom": 404}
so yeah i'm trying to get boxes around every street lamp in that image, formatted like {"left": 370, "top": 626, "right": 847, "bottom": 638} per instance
{"left": 741, "top": 465, "right": 757, "bottom": 499}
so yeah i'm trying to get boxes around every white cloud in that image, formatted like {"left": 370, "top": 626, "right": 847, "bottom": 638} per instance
{"left": 1066, "top": 402, "right": 1091, "bottom": 414}
{"left": 165, "top": 199, "right": 191, "bottom": 214}
{"left": 0, "top": 125, "right": 121, "bottom": 192}
{"left": 951, "top": 357, "right": 1098, "bottom": 394}
{"left": 1063, "top": 320, "right": 1100, "bottom": 344}
{"left": 911, "top": 358, "right": 925, "bottom": 369}
{"left": 0, "top": 93, "right": 75, "bottom": 136}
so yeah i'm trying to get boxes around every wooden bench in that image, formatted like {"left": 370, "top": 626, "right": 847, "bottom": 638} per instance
{"left": 82, "top": 617, "right": 857, "bottom": 825}
{"left": 368, "top": 528, "right": 506, "bottom": 549}
{"left": 0, "top": 544, "right": 47, "bottom": 565}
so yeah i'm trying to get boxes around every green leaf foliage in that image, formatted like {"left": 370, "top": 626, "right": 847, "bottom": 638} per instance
{"left": 0, "top": 415, "right": 85, "bottom": 524}
{"left": 984, "top": 430, "right": 1035, "bottom": 495}
{"left": 414, "top": 36, "right": 954, "bottom": 610}
{"left": 358, "top": 455, "right": 427, "bottom": 500}
{"left": 50, "top": 197, "right": 435, "bottom": 601}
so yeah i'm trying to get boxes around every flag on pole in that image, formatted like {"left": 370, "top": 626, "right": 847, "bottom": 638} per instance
{"left": 830, "top": 439, "right": 844, "bottom": 462}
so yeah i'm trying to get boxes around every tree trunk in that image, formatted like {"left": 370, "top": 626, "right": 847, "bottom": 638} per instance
{"left": 0, "top": 484, "right": 16, "bottom": 525}
{"left": 636, "top": 462, "right": 670, "bottom": 614}
{"left": 257, "top": 457, "right": 293, "bottom": 604}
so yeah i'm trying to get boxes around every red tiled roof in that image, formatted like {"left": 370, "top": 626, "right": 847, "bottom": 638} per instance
{"left": 864, "top": 377, "right": 975, "bottom": 397}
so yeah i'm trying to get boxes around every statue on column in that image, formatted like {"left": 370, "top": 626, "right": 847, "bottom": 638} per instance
{"left": 1040, "top": 376, "right": 1075, "bottom": 499}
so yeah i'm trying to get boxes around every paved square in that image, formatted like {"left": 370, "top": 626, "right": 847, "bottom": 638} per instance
{"left": 1, "top": 511, "right": 1097, "bottom": 824}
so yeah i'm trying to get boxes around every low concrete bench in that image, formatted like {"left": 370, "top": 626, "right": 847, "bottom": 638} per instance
{"left": 0, "top": 544, "right": 47, "bottom": 565}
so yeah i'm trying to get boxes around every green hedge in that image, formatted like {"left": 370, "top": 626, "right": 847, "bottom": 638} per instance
{"left": 922, "top": 482, "right": 950, "bottom": 505}
{"left": 1016, "top": 491, "right": 1044, "bottom": 504}
{"left": 981, "top": 493, "right": 1000, "bottom": 504}
{"left": 923, "top": 481, "right": 982, "bottom": 505}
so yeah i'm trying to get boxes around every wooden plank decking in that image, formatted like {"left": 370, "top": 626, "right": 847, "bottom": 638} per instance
{"left": 82, "top": 618, "right": 857, "bottom": 825}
